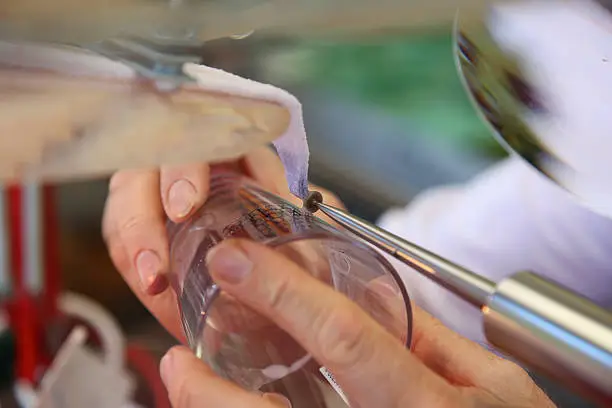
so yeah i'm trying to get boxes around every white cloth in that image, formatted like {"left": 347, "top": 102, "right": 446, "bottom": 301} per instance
{"left": 183, "top": 63, "right": 309, "bottom": 198}
{"left": 0, "top": 42, "right": 310, "bottom": 197}
{"left": 378, "top": 156, "right": 612, "bottom": 343}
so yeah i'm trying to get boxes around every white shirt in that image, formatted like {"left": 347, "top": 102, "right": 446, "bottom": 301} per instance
{"left": 378, "top": 156, "right": 612, "bottom": 343}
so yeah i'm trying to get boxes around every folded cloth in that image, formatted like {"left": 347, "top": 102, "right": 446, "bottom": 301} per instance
{"left": 183, "top": 63, "right": 309, "bottom": 198}
{"left": 0, "top": 42, "right": 310, "bottom": 197}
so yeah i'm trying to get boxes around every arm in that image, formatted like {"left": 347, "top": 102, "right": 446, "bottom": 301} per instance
{"left": 378, "top": 156, "right": 612, "bottom": 343}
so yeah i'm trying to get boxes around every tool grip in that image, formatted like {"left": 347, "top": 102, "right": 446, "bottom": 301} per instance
{"left": 484, "top": 271, "right": 612, "bottom": 406}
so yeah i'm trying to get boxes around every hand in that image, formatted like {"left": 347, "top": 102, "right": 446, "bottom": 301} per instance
{"left": 159, "top": 239, "right": 556, "bottom": 408}
{"left": 102, "top": 146, "right": 343, "bottom": 340}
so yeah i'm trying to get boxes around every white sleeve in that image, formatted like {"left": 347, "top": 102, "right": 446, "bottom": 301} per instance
{"left": 378, "top": 156, "right": 612, "bottom": 343}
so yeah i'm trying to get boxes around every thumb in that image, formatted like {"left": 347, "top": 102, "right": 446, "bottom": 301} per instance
{"left": 160, "top": 346, "right": 285, "bottom": 408}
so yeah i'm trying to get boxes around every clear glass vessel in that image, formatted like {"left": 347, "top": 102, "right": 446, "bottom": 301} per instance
{"left": 167, "top": 170, "right": 412, "bottom": 407}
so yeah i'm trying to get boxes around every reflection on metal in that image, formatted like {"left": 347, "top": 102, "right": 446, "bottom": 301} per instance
{"left": 453, "top": 7, "right": 561, "bottom": 183}
{"left": 314, "top": 201, "right": 612, "bottom": 405}
{"left": 484, "top": 271, "right": 612, "bottom": 406}
{"left": 314, "top": 201, "right": 496, "bottom": 308}
{"left": 454, "top": 1, "right": 612, "bottom": 218}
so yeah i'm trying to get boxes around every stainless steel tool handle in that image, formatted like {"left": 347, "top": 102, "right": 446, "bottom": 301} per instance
{"left": 484, "top": 271, "right": 612, "bottom": 405}
{"left": 312, "top": 200, "right": 612, "bottom": 405}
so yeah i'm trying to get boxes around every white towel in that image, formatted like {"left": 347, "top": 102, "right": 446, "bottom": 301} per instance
{"left": 0, "top": 41, "right": 310, "bottom": 197}
{"left": 183, "top": 63, "right": 309, "bottom": 198}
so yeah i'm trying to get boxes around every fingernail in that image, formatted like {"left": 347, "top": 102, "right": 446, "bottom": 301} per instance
{"left": 168, "top": 179, "right": 196, "bottom": 219}
{"left": 262, "top": 393, "right": 292, "bottom": 408}
{"left": 159, "top": 350, "right": 174, "bottom": 387}
{"left": 136, "top": 250, "right": 162, "bottom": 289}
{"left": 206, "top": 244, "right": 253, "bottom": 284}
{"left": 147, "top": 274, "right": 170, "bottom": 296}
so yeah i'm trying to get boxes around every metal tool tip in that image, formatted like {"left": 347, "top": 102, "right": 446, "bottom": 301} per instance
{"left": 303, "top": 191, "right": 323, "bottom": 213}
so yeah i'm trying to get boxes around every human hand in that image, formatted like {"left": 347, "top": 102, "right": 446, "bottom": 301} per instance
{"left": 101, "top": 146, "right": 344, "bottom": 340}
{"left": 158, "top": 238, "right": 556, "bottom": 408}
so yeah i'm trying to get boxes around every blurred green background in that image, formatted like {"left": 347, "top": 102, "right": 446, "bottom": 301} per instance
{"left": 294, "top": 35, "right": 503, "bottom": 156}
{"left": 250, "top": 30, "right": 507, "bottom": 219}
{"left": 260, "top": 32, "right": 506, "bottom": 158}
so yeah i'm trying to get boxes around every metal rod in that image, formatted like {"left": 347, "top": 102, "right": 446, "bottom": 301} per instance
{"left": 310, "top": 199, "right": 612, "bottom": 403}
{"left": 315, "top": 202, "right": 495, "bottom": 307}
{"left": 484, "top": 271, "right": 612, "bottom": 404}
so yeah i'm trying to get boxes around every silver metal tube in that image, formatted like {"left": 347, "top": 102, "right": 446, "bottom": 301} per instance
{"left": 317, "top": 202, "right": 495, "bottom": 307}
{"left": 484, "top": 271, "right": 612, "bottom": 404}
{"left": 313, "top": 201, "right": 612, "bottom": 404}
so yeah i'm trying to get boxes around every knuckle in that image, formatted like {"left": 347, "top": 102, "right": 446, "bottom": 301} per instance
{"left": 171, "top": 374, "right": 198, "bottom": 408}
{"left": 106, "top": 239, "right": 130, "bottom": 276}
{"left": 101, "top": 212, "right": 114, "bottom": 244}
{"left": 162, "top": 164, "right": 207, "bottom": 186}
{"left": 115, "top": 214, "right": 166, "bottom": 256}
{"left": 117, "top": 214, "right": 153, "bottom": 238}
{"left": 499, "top": 360, "right": 529, "bottom": 381}
{"left": 160, "top": 168, "right": 185, "bottom": 189}
{"left": 101, "top": 216, "right": 131, "bottom": 275}
{"left": 266, "top": 275, "right": 293, "bottom": 313}
{"left": 440, "top": 393, "right": 469, "bottom": 408}
{"left": 484, "top": 357, "right": 533, "bottom": 392}
{"left": 108, "top": 171, "right": 132, "bottom": 194}
{"left": 164, "top": 163, "right": 201, "bottom": 178}
{"left": 316, "top": 301, "right": 373, "bottom": 371}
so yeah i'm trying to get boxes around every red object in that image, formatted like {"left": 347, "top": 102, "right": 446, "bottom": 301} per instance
{"left": 7, "top": 185, "right": 23, "bottom": 292}
{"left": 4, "top": 183, "right": 167, "bottom": 406}
{"left": 11, "top": 291, "right": 39, "bottom": 383}
{"left": 126, "top": 344, "right": 171, "bottom": 408}
{"left": 4, "top": 184, "right": 61, "bottom": 383}
{"left": 6, "top": 184, "right": 39, "bottom": 383}
{"left": 42, "top": 185, "right": 60, "bottom": 320}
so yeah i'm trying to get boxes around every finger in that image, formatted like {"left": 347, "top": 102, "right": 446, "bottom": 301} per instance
{"left": 241, "top": 147, "right": 291, "bottom": 198}
{"left": 410, "top": 307, "right": 554, "bottom": 406}
{"left": 206, "top": 240, "right": 461, "bottom": 408}
{"left": 160, "top": 163, "right": 210, "bottom": 222}
{"left": 103, "top": 169, "right": 168, "bottom": 293}
{"left": 261, "top": 393, "right": 292, "bottom": 408}
{"left": 160, "top": 346, "right": 283, "bottom": 408}
{"left": 367, "top": 277, "right": 531, "bottom": 399}
{"left": 409, "top": 306, "right": 536, "bottom": 398}
{"left": 103, "top": 169, "right": 183, "bottom": 339}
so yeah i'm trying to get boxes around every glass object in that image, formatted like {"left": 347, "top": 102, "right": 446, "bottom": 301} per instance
{"left": 167, "top": 169, "right": 412, "bottom": 407}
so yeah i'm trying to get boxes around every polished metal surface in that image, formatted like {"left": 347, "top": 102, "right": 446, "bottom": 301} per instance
{"left": 454, "top": 0, "right": 612, "bottom": 219}
{"left": 315, "top": 201, "right": 612, "bottom": 404}
{"left": 316, "top": 202, "right": 496, "bottom": 307}
{"left": 484, "top": 271, "right": 612, "bottom": 404}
